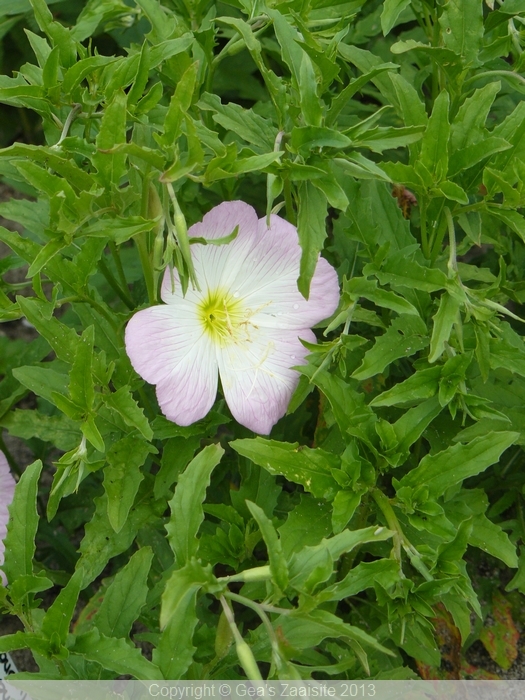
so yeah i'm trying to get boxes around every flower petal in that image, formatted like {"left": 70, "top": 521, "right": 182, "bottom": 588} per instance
{"left": 161, "top": 201, "right": 258, "bottom": 303}
{"left": 217, "top": 328, "right": 315, "bottom": 434}
{"left": 125, "top": 305, "right": 218, "bottom": 426}
{"left": 233, "top": 214, "right": 340, "bottom": 330}
{"left": 0, "top": 450, "right": 15, "bottom": 586}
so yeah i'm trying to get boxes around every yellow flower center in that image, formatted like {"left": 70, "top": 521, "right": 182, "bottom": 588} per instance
{"left": 199, "top": 289, "right": 246, "bottom": 346}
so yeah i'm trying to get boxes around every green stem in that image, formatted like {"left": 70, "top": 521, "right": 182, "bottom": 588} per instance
{"left": 110, "top": 242, "right": 133, "bottom": 304}
{"left": 98, "top": 256, "right": 134, "bottom": 310}
{"left": 135, "top": 173, "right": 156, "bottom": 304}
{"left": 464, "top": 69, "right": 525, "bottom": 88}
{"left": 371, "top": 488, "right": 434, "bottom": 582}
{"left": 283, "top": 177, "right": 296, "bottom": 226}
{"left": 219, "top": 596, "right": 263, "bottom": 680}
{"left": 444, "top": 206, "right": 458, "bottom": 277}
{"left": 225, "top": 592, "right": 285, "bottom": 674}
{"left": 420, "top": 199, "right": 430, "bottom": 258}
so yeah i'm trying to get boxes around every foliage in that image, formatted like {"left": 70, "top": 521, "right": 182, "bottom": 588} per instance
{"left": 0, "top": 0, "right": 525, "bottom": 681}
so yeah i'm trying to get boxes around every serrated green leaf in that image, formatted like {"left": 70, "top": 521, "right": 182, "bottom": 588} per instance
{"left": 104, "top": 385, "right": 153, "bottom": 441}
{"left": 438, "top": 0, "right": 483, "bottom": 66}
{"left": 41, "top": 569, "right": 83, "bottom": 645}
{"left": 429, "top": 293, "right": 461, "bottom": 363}
{"left": 381, "top": 0, "right": 411, "bottom": 35}
{"left": 246, "top": 501, "right": 288, "bottom": 591}
{"left": 68, "top": 325, "right": 95, "bottom": 411}
{"left": 93, "top": 90, "right": 127, "bottom": 188}
{"left": 398, "top": 431, "right": 519, "bottom": 497}
{"left": 71, "top": 629, "right": 160, "bottom": 680}
{"left": 93, "top": 547, "right": 153, "bottom": 638}
{"left": 157, "top": 561, "right": 214, "bottom": 677}
{"left": 345, "top": 277, "right": 418, "bottom": 315}
{"left": 288, "top": 526, "right": 393, "bottom": 591}
{"left": 3, "top": 460, "right": 42, "bottom": 584}
{"left": 166, "top": 444, "right": 224, "bottom": 567}
{"left": 231, "top": 438, "right": 340, "bottom": 501}
{"left": 76, "top": 490, "right": 154, "bottom": 587}
{"left": 420, "top": 90, "right": 450, "bottom": 182}
{"left": 104, "top": 436, "right": 151, "bottom": 533}
{"left": 297, "top": 180, "right": 328, "bottom": 299}
{"left": 371, "top": 367, "right": 441, "bottom": 407}
{"left": 353, "top": 315, "right": 429, "bottom": 381}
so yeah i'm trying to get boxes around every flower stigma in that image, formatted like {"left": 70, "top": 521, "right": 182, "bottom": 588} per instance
{"left": 198, "top": 289, "right": 248, "bottom": 346}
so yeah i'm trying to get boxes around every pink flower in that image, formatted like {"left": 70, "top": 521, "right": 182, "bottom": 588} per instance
{"left": 0, "top": 450, "right": 15, "bottom": 586}
{"left": 125, "top": 201, "right": 339, "bottom": 434}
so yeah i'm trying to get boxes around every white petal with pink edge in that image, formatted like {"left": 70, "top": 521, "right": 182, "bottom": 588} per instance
{"left": 125, "top": 304, "right": 218, "bottom": 425}
{"left": 217, "top": 328, "right": 316, "bottom": 434}
{"left": 0, "top": 450, "right": 16, "bottom": 586}
{"left": 233, "top": 214, "right": 340, "bottom": 330}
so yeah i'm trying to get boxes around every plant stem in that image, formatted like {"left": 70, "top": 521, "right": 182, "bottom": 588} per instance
{"left": 98, "top": 256, "right": 134, "bottom": 310}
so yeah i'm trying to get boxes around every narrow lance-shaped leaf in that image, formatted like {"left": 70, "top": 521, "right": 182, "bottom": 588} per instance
{"left": 297, "top": 180, "right": 328, "bottom": 299}
{"left": 428, "top": 293, "right": 461, "bottom": 363}
{"left": 398, "top": 431, "right": 519, "bottom": 497}
{"left": 3, "top": 460, "right": 42, "bottom": 584}
{"left": 41, "top": 568, "right": 83, "bottom": 645}
{"left": 247, "top": 500, "right": 289, "bottom": 591}
{"left": 166, "top": 443, "right": 224, "bottom": 567}
{"left": 104, "top": 436, "right": 152, "bottom": 533}
{"left": 93, "top": 547, "right": 154, "bottom": 638}
{"left": 420, "top": 90, "right": 450, "bottom": 182}
{"left": 231, "top": 438, "right": 340, "bottom": 501}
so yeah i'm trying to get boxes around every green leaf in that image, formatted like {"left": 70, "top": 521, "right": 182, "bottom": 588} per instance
{"left": 371, "top": 367, "right": 441, "bottom": 407}
{"left": 277, "top": 609, "right": 394, "bottom": 656}
{"left": 71, "top": 630, "right": 160, "bottom": 680}
{"left": 291, "top": 126, "right": 351, "bottom": 152}
{"left": 331, "top": 490, "right": 363, "bottom": 534}
{"left": 429, "top": 293, "right": 461, "bottom": 363}
{"left": 231, "top": 438, "right": 340, "bottom": 501}
{"left": 420, "top": 90, "right": 450, "bottom": 182}
{"left": 29, "top": 0, "right": 76, "bottom": 68}
{"left": 297, "top": 181, "right": 328, "bottom": 298}
{"left": 76, "top": 490, "right": 154, "bottom": 587}
{"left": 93, "top": 547, "right": 154, "bottom": 638}
{"left": 17, "top": 296, "right": 78, "bottom": 364}
{"left": 278, "top": 494, "right": 332, "bottom": 559}
{"left": 288, "top": 526, "right": 393, "bottom": 592}
{"left": 448, "top": 137, "right": 511, "bottom": 176}
{"left": 368, "top": 254, "right": 449, "bottom": 293}
{"left": 246, "top": 501, "right": 288, "bottom": 591}
{"left": 3, "top": 460, "right": 42, "bottom": 584}
{"left": 450, "top": 82, "right": 501, "bottom": 151}
{"left": 166, "top": 444, "right": 224, "bottom": 567}
{"left": 398, "top": 432, "right": 519, "bottom": 497}
{"left": 438, "top": 0, "right": 483, "bottom": 66}
{"left": 68, "top": 325, "right": 95, "bottom": 411}
{"left": 156, "top": 560, "right": 214, "bottom": 677}
{"left": 469, "top": 514, "right": 518, "bottom": 568}
{"left": 0, "top": 409, "right": 80, "bottom": 452}
{"left": 198, "top": 93, "right": 275, "bottom": 151}
{"left": 103, "top": 386, "right": 153, "bottom": 441}
{"left": 479, "top": 592, "right": 519, "bottom": 670}
{"left": 381, "top": 0, "right": 411, "bottom": 35}
{"left": 104, "top": 436, "right": 152, "bottom": 533}
{"left": 41, "top": 569, "right": 83, "bottom": 646}
{"left": 345, "top": 180, "right": 415, "bottom": 252}
{"left": 345, "top": 277, "right": 418, "bottom": 316}
{"left": 93, "top": 90, "right": 127, "bottom": 188}
{"left": 325, "top": 559, "right": 400, "bottom": 600}
{"left": 12, "top": 366, "right": 68, "bottom": 405}
{"left": 154, "top": 436, "right": 200, "bottom": 501}
{"left": 353, "top": 315, "right": 429, "bottom": 381}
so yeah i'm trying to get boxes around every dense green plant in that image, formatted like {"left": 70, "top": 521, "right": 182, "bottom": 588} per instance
{"left": 1, "top": 0, "right": 525, "bottom": 681}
